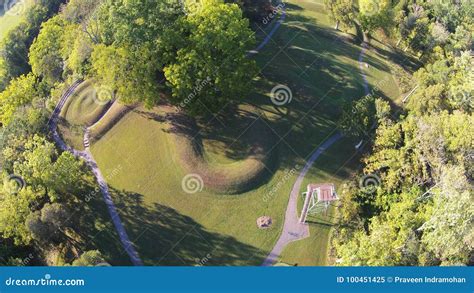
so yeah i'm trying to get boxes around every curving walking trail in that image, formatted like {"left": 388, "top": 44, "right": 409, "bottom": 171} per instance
{"left": 262, "top": 133, "right": 343, "bottom": 266}
{"left": 49, "top": 81, "right": 144, "bottom": 266}
{"left": 48, "top": 4, "right": 289, "bottom": 267}
{"left": 250, "top": 3, "right": 287, "bottom": 54}
{"left": 262, "top": 24, "right": 372, "bottom": 267}
{"left": 358, "top": 41, "right": 371, "bottom": 96}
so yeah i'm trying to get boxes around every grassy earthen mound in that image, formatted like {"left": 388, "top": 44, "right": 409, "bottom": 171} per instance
{"left": 59, "top": 80, "right": 111, "bottom": 127}
{"left": 167, "top": 108, "right": 276, "bottom": 194}
{"left": 89, "top": 103, "right": 276, "bottom": 195}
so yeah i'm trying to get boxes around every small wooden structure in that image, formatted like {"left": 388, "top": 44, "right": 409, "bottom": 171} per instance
{"left": 299, "top": 183, "right": 338, "bottom": 223}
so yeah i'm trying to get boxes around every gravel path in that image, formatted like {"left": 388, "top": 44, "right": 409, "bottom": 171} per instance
{"left": 49, "top": 81, "right": 144, "bottom": 266}
{"left": 261, "top": 133, "right": 343, "bottom": 266}
{"left": 262, "top": 28, "right": 372, "bottom": 267}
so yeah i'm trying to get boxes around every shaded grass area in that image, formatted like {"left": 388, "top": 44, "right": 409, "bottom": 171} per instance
{"left": 87, "top": 0, "right": 402, "bottom": 265}
{"left": 166, "top": 105, "right": 278, "bottom": 194}
{"left": 91, "top": 109, "right": 284, "bottom": 265}
{"left": 0, "top": 0, "right": 35, "bottom": 41}
{"left": 244, "top": 0, "right": 401, "bottom": 265}
{"left": 51, "top": 172, "right": 133, "bottom": 266}
{"left": 110, "top": 189, "right": 267, "bottom": 266}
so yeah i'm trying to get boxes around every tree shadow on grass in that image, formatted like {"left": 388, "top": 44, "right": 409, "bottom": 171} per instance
{"left": 74, "top": 181, "right": 133, "bottom": 265}
{"left": 245, "top": 8, "right": 409, "bottom": 178}
{"left": 110, "top": 189, "right": 266, "bottom": 266}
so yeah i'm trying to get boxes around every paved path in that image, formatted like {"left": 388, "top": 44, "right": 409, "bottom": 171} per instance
{"left": 47, "top": 2, "right": 290, "bottom": 267}
{"left": 255, "top": 5, "right": 286, "bottom": 53}
{"left": 358, "top": 42, "right": 371, "bottom": 96}
{"left": 262, "top": 25, "right": 372, "bottom": 267}
{"left": 248, "top": 2, "right": 286, "bottom": 55}
{"left": 261, "top": 133, "right": 343, "bottom": 266}
{"left": 49, "top": 82, "right": 144, "bottom": 266}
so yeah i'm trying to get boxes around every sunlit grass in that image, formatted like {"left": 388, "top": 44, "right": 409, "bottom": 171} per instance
{"left": 85, "top": 0, "right": 401, "bottom": 265}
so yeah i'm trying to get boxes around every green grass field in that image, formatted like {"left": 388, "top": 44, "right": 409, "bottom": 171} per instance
{"left": 74, "top": 0, "right": 403, "bottom": 266}
{"left": 0, "top": 0, "right": 35, "bottom": 41}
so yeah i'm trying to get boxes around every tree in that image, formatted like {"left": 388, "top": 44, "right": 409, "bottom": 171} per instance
{"left": 49, "top": 152, "right": 84, "bottom": 196}
{"left": 29, "top": 16, "right": 66, "bottom": 84}
{"left": 227, "top": 0, "right": 272, "bottom": 22}
{"left": 0, "top": 187, "right": 43, "bottom": 245}
{"left": 65, "top": 29, "right": 94, "bottom": 76}
{"left": 409, "top": 52, "right": 473, "bottom": 115}
{"left": 10, "top": 135, "right": 57, "bottom": 188}
{"left": 26, "top": 203, "right": 71, "bottom": 243}
{"left": 335, "top": 189, "right": 426, "bottom": 266}
{"left": 324, "top": 0, "right": 355, "bottom": 30}
{"left": 358, "top": 0, "right": 391, "bottom": 34}
{"left": 40, "top": 203, "right": 70, "bottom": 230}
{"left": 91, "top": 0, "right": 183, "bottom": 47}
{"left": 60, "top": 0, "right": 101, "bottom": 24}
{"left": 3, "top": 135, "right": 86, "bottom": 200}
{"left": 90, "top": 44, "right": 160, "bottom": 106}
{"left": 26, "top": 211, "right": 55, "bottom": 243}
{"left": 338, "top": 95, "right": 379, "bottom": 139}
{"left": 0, "top": 0, "right": 65, "bottom": 89}
{"left": 164, "top": 0, "right": 257, "bottom": 114}
{"left": 420, "top": 166, "right": 474, "bottom": 265}
{"left": 72, "top": 250, "right": 107, "bottom": 266}
{"left": 0, "top": 73, "right": 46, "bottom": 126}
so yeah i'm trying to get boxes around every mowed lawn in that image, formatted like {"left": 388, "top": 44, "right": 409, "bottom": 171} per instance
{"left": 0, "top": 0, "right": 35, "bottom": 41}
{"left": 89, "top": 0, "right": 401, "bottom": 266}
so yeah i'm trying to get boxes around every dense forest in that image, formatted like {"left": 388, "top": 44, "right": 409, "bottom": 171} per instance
{"left": 328, "top": 0, "right": 473, "bottom": 266}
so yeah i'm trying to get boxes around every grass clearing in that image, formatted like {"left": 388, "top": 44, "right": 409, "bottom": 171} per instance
{"left": 88, "top": 0, "right": 402, "bottom": 265}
